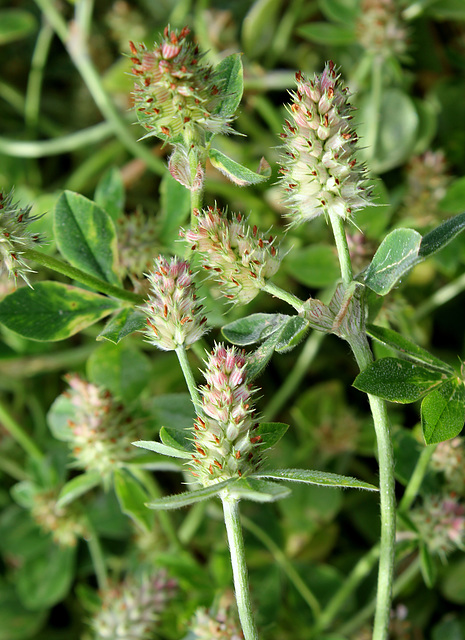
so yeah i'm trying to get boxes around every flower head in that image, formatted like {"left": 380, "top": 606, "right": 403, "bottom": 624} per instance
{"left": 279, "top": 62, "right": 370, "bottom": 226}
{"left": 91, "top": 571, "right": 177, "bottom": 640}
{"left": 31, "top": 487, "right": 87, "bottom": 547}
{"left": 356, "top": 0, "right": 408, "bottom": 59}
{"left": 431, "top": 437, "right": 465, "bottom": 495}
{"left": 189, "top": 592, "right": 242, "bottom": 640}
{"left": 130, "top": 26, "right": 232, "bottom": 143}
{"left": 0, "top": 189, "right": 42, "bottom": 286}
{"left": 190, "top": 343, "right": 263, "bottom": 486}
{"left": 141, "top": 255, "right": 208, "bottom": 351}
{"left": 183, "top": 207, "right": 281, "bottom": 304}
{"left": 116, "top": 209, "right": 159, "bottom": 281}
{"left": 410, "top": 492, "right": 465, "bottom": 560}
{"left": 63, "top": 374, "right": 138, "bottom": 481}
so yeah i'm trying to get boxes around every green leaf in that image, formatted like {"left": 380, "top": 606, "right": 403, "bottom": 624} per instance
{"left": 420, "top": 541, "right": 437, "bottom": 588}
{"left": 439, "top": 177, "right": 465, "bottom": 213}
{"left": 284, "top": 244, "right": 340, "bottom": 288}
{"left": 421, "top": 379, "right": 465, "bottom": 444}
{"left": 113, "top": 469, "right": 152, "bottom": 532}
{"left": 97, "top": 308, "right": 146, "bottom": 344}
{"left": 47, "top": 394, "right": 75, "bottom": 441}
{"left": 229, "top": 477, "right": 291, "bottom": 502}
{"left": 222, "top": 313, "right": 289, "bottom": 346}
{"left": 252, "top": 468, "right": 379, "bottom": 491}
{"left": 87, "top": 341, "right": 151, "bottom": 402}
{"left": 255, "top": 422, "right": 289, "bottom": 449}
{"left": 16, "top": 543, "right": 76, "bottom": 610}
{"left": 353, "top": 357, "right": 447, "bottom": 403}
{"left": 10, "top": 481, "right": 38, "bottom": 509}
{"left": 274, "top": 316, "right": 310, "bottom": 353}
{"left": 94, "top": 167, "right": 125, "bottom": 222}
{"left": 247, "top": 340, "right": 276, "bottom": 380}
{"left": 318, "top": 0, "right": 359, "bottom": 23}
{"left": 242, "top": 0, "right": 282, "bottom": 58}
{"left": 0, "top": 282, "right": 120, "bottom": 341}
{"left": 159, "top": 173, "right": 191, "bottom": 247}
{"left": 356, "top": 89, "right": 419, "bottom": 173}
{"left": 297, "top": 22, "right": 356, "bottom": 45}
{"left": 426, "top": 0, "right": 465, "bottom": 20}
{"left": 132, "top": 439, "right": 192, "bottom": 460}
{"left": 366, "top": 324, "right": 453, "bottom": 373}
{"left": 208, "top": 149, "right": 270, "bottom": 186}
{"left": 54, "top": 190, "right": 121, "bottom": 285}
{"left": 0, "top": 580, "right": 47, "bottom": 640}
{"left": 159, "top": 426, "right": 193, "bottom": 453}
{"left": 419, "top": 211, "right": 465, "bottom": 259}
{"left": 146, "top": 479, "right": 235, "bottom": 510}
{"left": 56, "top": 472, "right": 101, "bottom": 508}
{"left": 364, "top": 228, "right": 422, "bottom": 295}
{"left": 147, "top": 393, "right": 195, "bottom": 431}
{"left": 212, "top": 54, "right": 243, "bottom": 120}
{"left": 0, "top": 10, "right": 37, "bottom": 45}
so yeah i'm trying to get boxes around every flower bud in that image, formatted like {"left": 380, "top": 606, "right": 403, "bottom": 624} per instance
{"left": 130, "top": 26, "right": 232, "bottom": 143}
{"left": 190, "top": 344, "right": 263, "bottom": 486}
{"left": 63, "top": 374, "right": 137, "bottom": 481}
{"left": 91, "top": 572, "right": 177, "bottom": 640}
{"left": 183, "top": 207, "right": 281, "bottom": 304}
{"left": 141, "top": 255, "right": 208, "bottom": 351}
{"left": 189, "top": 592, "right": 242, "bottom": 640}
{"left": 0, "top": 190, "right": 42, "bottom": 286}
{"left": 31, "top": 487, "right": 87, "bottom": 547}
{"left": 279, "top": 63, "right": 370, "bottom": 226}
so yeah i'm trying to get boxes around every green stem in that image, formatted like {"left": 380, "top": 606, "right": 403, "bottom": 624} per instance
{"left": 365, "top": 55, "right": 384, "bottom": 162}
{"left": 336, "top": 555, "right": 421, "bottom": 637}
{"left": 241, "top": 514, "right": 321, "bottom": 619}
{"left": 349, "top": 336, "right": 396, "bottom": 640}
{"left": 264, "top": 330, "right": 325, "bottom": 421}
{"left": 315, "top": 544, "right": 380, "bottom": 633}
{"left": 328, "top": 212, "right": 395, "bottom": 640}
{"left": 25, "top": 19, "right": 54, "bottom": 132}
{"left": 0, "top": 123, "right": 113, "bottom": 158}
{"left": 399, "top": 444, "right": 436, "bottom": 513}
{"left": 85, "top": 518, "right": 108, "bottom": 591}
{"left": 175, "top": 346, "right": 202, "bottom": 412}
{"left": 34, "top": 0, "right": 165, "bottom": 175}
{"left": 263, "top": 281, "right": 305, "bottom": 313}
{"left": 0, "top": 398, "right": 44, "bottom": 461}
{"left": 0, "top": 454, "right": 30, "bottom": 481}
{"left": 0, "top": 343, "right": 94, "bottom": 379}
{"left": 24, "top": 248, "right": 143, "bottom": 304}
{"left": 328, "top": 211, "right": 353, "bottom": 286}
{"left": 220, "top": 493, "right": 259, "bottom": 640}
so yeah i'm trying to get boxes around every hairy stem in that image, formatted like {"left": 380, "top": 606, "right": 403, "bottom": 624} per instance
{"left": 85, "top": 518, "right": 108, "bottom": 591}
{"left": 221, "top": 493, "right": 259, "bottom": 640}
{"left": 263, "top": 281, "right": 305, "bottom": 313}
{"left": 24, "top": 248, "right": 143, "bottom": 305}
{"left": 399, "top": 444, "right": 436, "bottom": 513}
{"left": 175, "top": 346, "right": 202, "bottom": 413}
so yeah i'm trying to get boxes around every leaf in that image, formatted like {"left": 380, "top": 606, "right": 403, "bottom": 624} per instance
{"left": 229, "top": 477, "right": 291, "bottom": 502}
{"left": 87, "top": 341, "right": 151, "bottom": 402}
{"left": 255, "top": 422, "right": 289, "bottom": 449}
{"left": 252, "top": 468, "right": 379, "bottom": 491}
{"left": 318, "top": 0, "right": 359, "bottom": 23}
{"left": 0, "top": 580, "right": 47, "bottom": 640}
{"left": 364, "top": 228, "right": 422, "bottom": 295}
{"left": 132, "top": 440, "right": 192, "bottom": 460}
{"left": 353, "top": 357, "right": 447, "bottom": 403}
{"left": 16, "top": 543, "right": 76, "bottom": 610}
{"left": 247, "top": 340, "right": 276, "bottom": 380}
{"left": 54, "top": 190, "right": 121, "bottom": 285}
{"left": 0, "top": 282, "right": 120, "bottom": 341}
{"left": 147, "top": 393, "right": 195, "bottom": 431}
{"left": 366, "top": 324, "right": 453, "bottom": 373}
{"left": 158, "top": 173, "right": 191, "bottom": 247}
{"left": 127, "top": 454, "right": 182, "bottom": 473}
{"left": 242, "top": 0, "right": 282, "bottom": 58}
{"left": 426, "top": 0, "right": 465, "bottom": 20}
{"left": 10, "top": 481, "right": 38, "bottom": 509}
{"left": 208, "top": 149, "right": 270, "bottom": 186}
{"left": 159, "top": 426, "right": 193, "bottom": 453}
{"left": 97, "top": 308, "right": 146, "bottom": 344}
{"left": 47, "top": 394, "right": 76, "bottom": 441}
{"left": 56, "top": 472, "right": 101, "bottom": 508}
{"left": 297, "top": 22, "right": 357, "bottom": 45}
{"left": 274, "top": 316, "right": 310, "bottom": 353}
{"left": 420, "top": 541, "right": 437, "bottom": 589}
{"left": 421, "top": 379, "right": 465, "bottom": 444}
{"left": 419, "top": 211, "right": 465, "bottom": 260}
{"left": 356, "top": 89, "right": 419, "bottom": 173}
{"left": 0, "top": 9, "right": 37, "bottom": 45}
{"left": 222, "top": 313, "right": 289, "bottom": 346}
{"left": 284, "top": 244, "right": 340, "bottom": 288}
{"left": 212, "top": 54, "right": 243, "bottom": 120}
{"left": 439, "top": 177, "right": 465, "bottom": 213}
{"left": 113, "top": 469, "right": 152, "bottom": 532}
{"left": 94, "top": 167, "right": 125, "bottom": 222}
{"left": 146, "top": 479, "right": 235, "bottom": 510}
